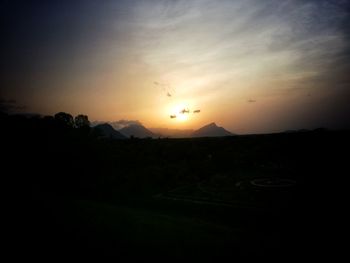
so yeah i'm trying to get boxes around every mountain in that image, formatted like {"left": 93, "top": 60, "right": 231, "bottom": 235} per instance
{"left": 90, "top": 120, "right": 142, "bottom": 130}
{"left": 191, "top": 122, "right": 234, "bottom": 137}
{"left": 90, "top": 121, "right": 105, "bottom": 127}
{"left": 109, "top": 120, "right": 142, "bottom": 130}
{"left": 119, "top": 124, "right": 156, "bottom": 138}
{"left": 94, "top": 123, "right": 126, "bottom": 139}
{"left": 92, "top": 120, "right": 233, "bottom": 138}
{"left": 149, "top": 128, "right": 194, "bottom": 138}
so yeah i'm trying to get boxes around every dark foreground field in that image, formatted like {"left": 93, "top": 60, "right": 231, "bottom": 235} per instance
{"left": 2, "top": 114, "right": 348, "bottom": 259}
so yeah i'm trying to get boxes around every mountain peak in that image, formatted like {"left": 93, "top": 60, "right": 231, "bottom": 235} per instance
{"left": 119, "top": 123, "right": 155, "bottom": 138}
{"left": 191, "top": 122, "right": 234, "bottom": 138}
{"left": 94, "top": 123, "right": 126, "bottom": 139}
{"left": 206, "top": 122, "right": 218, "bottom": 127}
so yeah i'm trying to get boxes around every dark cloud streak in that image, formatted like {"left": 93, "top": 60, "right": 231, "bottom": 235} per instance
{"left": 0, "top": 97, "right": 26, "bottom": 113}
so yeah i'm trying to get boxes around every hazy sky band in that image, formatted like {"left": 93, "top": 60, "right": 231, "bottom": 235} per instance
{"left": 1, "top": 0, "right": 349, "bottom": 133}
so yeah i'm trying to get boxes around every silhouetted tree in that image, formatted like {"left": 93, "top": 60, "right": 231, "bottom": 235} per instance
{"left": 54, "top": 112, "right": 74, "bottom": 128}
{"left": 75, "top": 114, "right": 90, "bottom": 128}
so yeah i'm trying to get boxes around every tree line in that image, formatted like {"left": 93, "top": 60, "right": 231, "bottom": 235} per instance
{"left": 53, "top": 112, "right": 90, "bottom": 129}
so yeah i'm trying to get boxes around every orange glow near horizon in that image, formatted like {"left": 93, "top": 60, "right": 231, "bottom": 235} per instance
{"left": 3, "top": 1, "right": 349, "bottom": 134}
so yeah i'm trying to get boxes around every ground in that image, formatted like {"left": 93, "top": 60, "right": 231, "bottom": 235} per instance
{"left": 2, "top": 115, "right": 347, "bottom": 258}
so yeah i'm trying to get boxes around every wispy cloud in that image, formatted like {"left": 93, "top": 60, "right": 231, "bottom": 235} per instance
{"left": 128, "top": 0, "right": 348, "bottom": 96}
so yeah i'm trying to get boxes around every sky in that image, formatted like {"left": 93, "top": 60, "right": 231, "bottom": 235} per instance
{"left": 1, "top": 0, "right": 349, "bottom": 134}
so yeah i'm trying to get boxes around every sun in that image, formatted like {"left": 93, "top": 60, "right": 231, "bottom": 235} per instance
{"left": 169, "top": 103, "right": 190, "bottom": 122}
{"left": 177, "top": 112, "right": 189, "bottom": 122}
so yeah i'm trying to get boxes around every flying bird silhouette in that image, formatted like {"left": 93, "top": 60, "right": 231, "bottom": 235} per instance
{"left": 180, "top": 108, "right": 190, "bottom": 114}
{"left": 170, "top": 115, "right": 177, "bottom": 119}
{"left": 193, "top": 109, "right": 201, "bottom": 113}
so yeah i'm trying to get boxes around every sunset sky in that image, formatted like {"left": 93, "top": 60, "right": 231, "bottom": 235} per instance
{"left": 1, "top": 0, "right": 349, "bottom": 134}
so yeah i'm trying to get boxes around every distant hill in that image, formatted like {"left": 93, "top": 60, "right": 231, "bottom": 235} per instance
{"left": 94, "top": 123, "right": 126, "bottom": 139}
{"left": 149, "top": 128, "right": 194, "bottom": 138}
{"left": 191, "top": 122, "right": 234, "bottom": 137}
{"left": 119, "top": 124, "right": 155, "bottom": 138}
{"left": 283, "top": 128, "right": 329, "bottom": 134}
{"left": 283, "top": 129, "right": 310, "bottom": 134}
{"left": 92, "top": 120, "right": 233, "bottom": 138}
{"left": 90, "top": 120, "right": 142, "bottom": 130}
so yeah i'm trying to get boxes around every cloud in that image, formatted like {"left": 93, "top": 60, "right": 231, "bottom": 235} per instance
{"left": 131, "top": 0, "right": 349, "bottom": 93}
{"left": 247, "top": 99, "right": 256, "bottom": 103}
{"left": 0, "top": 98, "right": 26, "bottom": 113}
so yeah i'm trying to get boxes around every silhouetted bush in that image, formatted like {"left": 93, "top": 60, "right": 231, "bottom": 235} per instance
{"left": 54, "top": 112, "right": 74, "bottom": 128}
{"left": 75, "top": 114, "right": 90, "bottom": 128}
